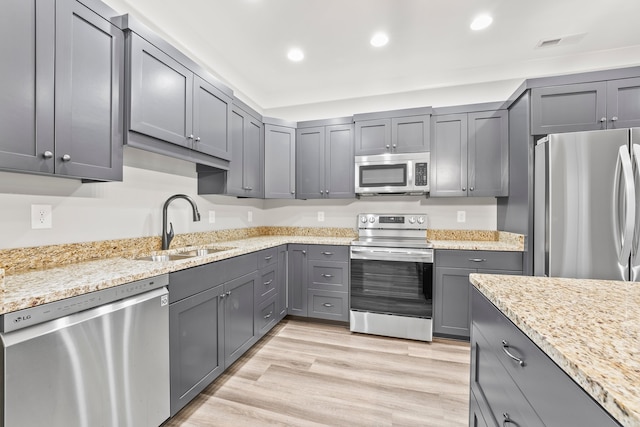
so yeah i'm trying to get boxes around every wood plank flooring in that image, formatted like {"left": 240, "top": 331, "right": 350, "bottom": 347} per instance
{"left": 164, "top": 318, "right": 470, "bottom": 427}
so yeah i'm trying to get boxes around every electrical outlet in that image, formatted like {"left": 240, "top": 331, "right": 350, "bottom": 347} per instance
{"left": 317, "top": 211, "right": 325, "bottom": 222}
{"left": 208, "top": 210, "right": 216, "bottom": 224}
{"left": 457, "top": 210, "right": 466, "bottom": 223}
{"left": 247, "top": 210, "right": 253, "bottom": 223}
{"left": 31, "top": 204, "right": 52, "bottom": 229}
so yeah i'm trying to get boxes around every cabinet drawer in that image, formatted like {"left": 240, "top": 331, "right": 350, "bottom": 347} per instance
{"left": 436, "top": 250, "right": 522, "bottom": 271}
{"left": 257, "top": 247, "right": 278, "bottom": 269}
{"left": 256, "top": 294, "right": 278, "bottom": 336}
{"left": 169, "top": 262, "right": 222, "bottom": 303}
{"left": 218, "top": 252, "right": 258, "bottom": 283}
{"left": 308, "top": 261, "right": 348, "bottom": 292}
{"left": 308, "top": 245, "right": 349, "bottom": 261}
{"left": 307, "top": 290, "right": 348, "bottom": 322}
{"left": 472, "top": 289, "right": 620, "bottom": 427}
{"left": 256, "top": 266, "right": 277, "bottom": 302}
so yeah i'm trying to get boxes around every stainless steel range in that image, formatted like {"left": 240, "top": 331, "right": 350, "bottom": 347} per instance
{"left": 350, "top": 213, "right": 434, "bottom": 341}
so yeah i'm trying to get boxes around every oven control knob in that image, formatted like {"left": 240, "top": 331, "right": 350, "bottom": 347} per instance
{"left": 408, "top": 216, "right": 416, "bottom": 224}
{"left": 368, "top": 216, "right": 376, "bottom": 223}
{"left": 417, "top": 216, "right": 425, "bottom": 224}
{"left": 360, "top": 216, "right": 368, "bottom": 223}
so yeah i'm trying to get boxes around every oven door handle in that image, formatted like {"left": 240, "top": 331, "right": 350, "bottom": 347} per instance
{"left": 350, "top": 247, "right": 433, "bottom": 263}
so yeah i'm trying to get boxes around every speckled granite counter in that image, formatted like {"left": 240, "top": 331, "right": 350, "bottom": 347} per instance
{"left": 469, "top": 274, "right": 640, "bottom": 427}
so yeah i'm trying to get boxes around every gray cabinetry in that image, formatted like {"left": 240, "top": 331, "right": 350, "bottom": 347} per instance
{"left": 276, "top": 245, "right": 287, "bottom": 319}
{"left": 223, "top": 271, "right": 258, "bottom": 367}
{"left": 296, "top": 119, "right": 354, "bottom": 199}
{"left": 125, "top": 28, "right": 231, "bottom": 165}
{"left": 264, "top": 120, "right": 296, "bottom": 199}
{"left": 434, "top": 250, "right": 522, "bottom": 339}
{"left": 470, "top": 287, "right": 620, "bottom": 427}
{"left": 354, "top": 109, "right": 431, "bottom": 155}
{"left": 531, "top": 77, "right": 640, "bottom": 134}
{"left": 254, "top": 248, "right": 279, "bottom": 338}
{"left": 227, "top": 102, "right": 263, "bottom": 198}
{"left": 431, "top": 109, "right": 508, "bottom": 197}
{"left": 0, "top": 0, "right": 123, "bottom": 181}
{"left": 287, "top": 244, "right": 308, "bottom": 316}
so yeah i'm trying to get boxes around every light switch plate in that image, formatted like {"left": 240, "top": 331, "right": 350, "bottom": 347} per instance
{"left": 31, "top": 204, "right": 52, "bottom": 229}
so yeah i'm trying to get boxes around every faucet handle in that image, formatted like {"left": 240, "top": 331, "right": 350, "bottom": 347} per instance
{"left": 166, "top": 222, "right": 175, "bottom": 248}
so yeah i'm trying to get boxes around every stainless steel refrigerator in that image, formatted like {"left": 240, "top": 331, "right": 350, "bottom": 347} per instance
{"left": 534, "top": 128, "right": 640, "bottom": 281}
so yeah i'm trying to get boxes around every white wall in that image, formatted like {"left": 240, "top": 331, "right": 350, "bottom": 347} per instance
{"left": 0, "top": 147, "right": 495, "bottom": 250}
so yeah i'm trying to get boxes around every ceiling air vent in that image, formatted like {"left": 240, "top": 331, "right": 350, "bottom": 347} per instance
{"left": 537, "top": 38, "right": 562, "bottom": 48}
{"left": 536, "top": 33, "right": 586, "bottom": 49}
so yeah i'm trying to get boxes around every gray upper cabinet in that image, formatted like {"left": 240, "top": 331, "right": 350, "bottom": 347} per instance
{"left": 354, "top": 110, "right": 431, "bottom": 155}
{"left": 531, "top": 77, "right": 640, "bottom": 134}
{"left": 126, "top": 29, "right": 231, "bottom": 163}
{"left": 0, "top": 0, "right": 123, "bottom": 181}
{"left": 227, "top": 103, "right": 263, "bottom": 198}
{"left": 296, "top": 121, "right": 354, "bottom": 199}
{"left": 264, "top": 122, "right": 296, "bottom": 199}
{"left": 431, "top": 109, "right": 508, "bottom": 197}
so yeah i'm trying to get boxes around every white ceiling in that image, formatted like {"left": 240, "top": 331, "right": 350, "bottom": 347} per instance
{"left": 105, "top": 0, "right": 640, "bottom": 111}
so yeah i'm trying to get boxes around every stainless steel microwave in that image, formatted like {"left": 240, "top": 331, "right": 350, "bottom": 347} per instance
{"left": 355, "top": 152, "right": 430, "bottom": 195}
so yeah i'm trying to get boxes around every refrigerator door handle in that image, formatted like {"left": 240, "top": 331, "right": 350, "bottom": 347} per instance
{"left": 613, "top": 146, "right": 635, "bottom": 266}
{"left": 630, "top": 144, "right": 640, "bottom": 280}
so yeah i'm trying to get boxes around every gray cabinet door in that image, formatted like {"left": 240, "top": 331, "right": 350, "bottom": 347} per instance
{"left": 276, "top": 245, "right": 287, "bottom": 319}
{"left": 434, "top": 267, "right": 474, "bottom": 338}
{"left": 296, "top": 126, "right": 325, "bottom": 199}
{"left": 287, "top": 245, "right": 308, "bottom": 316}
{"left": 0, "top": 0, "right": 55, "bottom": 174}
{"left": 606, "top": 77, "right": 640, "bottom": 129}
{"left": 224, "top": 272, "right": 257, "bottom": 367}
{"left": 169, "top": 284, "right": 224, "bottom": 416}
{"left": 325, "top": 124, "right": 355, "bottom": 198}
{"left": 264, "top": 124, "right": 295, "bottom": 198}
{"left": 129, "top": 34, "right": 193, "bottom": 148}
{"left": 228, "top": 106, "right": 263, "bottom": 197}
{"left": 468, "top": 110, "right": 508, "bottom": 197}
{"left": 430, "top": 113, "right": 468, "bottom": 197}
{"left": 531, "top": 82, "right": 607, "bottom": 134}
{"left": 392, "top": 115, "right": 430, "bottom": 153}
{"left": 54, "top": 0, "right": 123, "bottom": 181}
{"left": 192, "top": 75, "right": 231, "bottom": 160}
{"left": 354, "top": 118, "right": 391, "bottom": 155}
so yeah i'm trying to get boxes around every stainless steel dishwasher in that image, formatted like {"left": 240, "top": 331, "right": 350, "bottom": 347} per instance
{"left": 0, "top": 274, "right": 170, "bottom": 427}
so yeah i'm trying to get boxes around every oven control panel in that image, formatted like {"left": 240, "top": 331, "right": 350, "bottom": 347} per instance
{"left": 357, "top": 213, "right": 427, "bottom": 229}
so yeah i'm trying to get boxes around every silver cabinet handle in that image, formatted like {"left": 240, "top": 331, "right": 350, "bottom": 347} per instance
{"left": 322, "top": 252, "right": 333, "bottom": 256}
{"left": 264, "top": 255, "right": 273, "bottom": 261}
{"left": 61, "top": 154, "right": 71, "bottom": 162}
{"left": 219, "top": 294, "right": 225, "bottom": 299}
{"left": 195, "top": 136, "right": 201, "bottom": 141}
{"left": 320, "top": 190, "right": 324, "bottom": 194}
{"left": 600, "top": 117, "right": 607, "bottom": 123}
{"left": 264, "top": 279, "right": 273, "bottom": 286}
{"left": 325, "top": 190, "right": 329, "bottom": 195}
{"left": 243, "top": 186, "right": 253, "bottom": 190}
{"left": 502, "top": 413, "right": 514, "bottom": 426}
{"left": 462, "top": 187, "right": 466, "bottom": 191}
{"left": 188, "top": 134, "right": 194, "bottom": 139}
{"left": 501, "top": 340, "right": 525, "bottom": 366}
{"left": 469, "top": 258, "right": 486, "bottom": 262}
{"left": 385, "top": 144, "right": 390, "bottom": 149}
{"left": 322, "top": 303, "right": 333, "bottom": 308}
{"left": 611, "top": 116, "right": 619, "bottom": 121}
{"left": 392, "top": 144, "right": 397, "bottom": 149}
{"left": 302, "top": 250, "right": 306, "bottom": 255}
{"left": 470, "top": 187, "right": 474, "bottom": 191}
{"left": 226, "top": 291, "right": 231, "bottom": 296}
{"left": 264, "top": 312, "right": 272, "bottom": 319}
{"left": 291, "top": 191, "right": 295, "bottom": 194}
{"left": 43, "top": 151, "right": 53, "bottom": 159}
{"left": 321, "top": 274, "right": 334, "bottom": 278}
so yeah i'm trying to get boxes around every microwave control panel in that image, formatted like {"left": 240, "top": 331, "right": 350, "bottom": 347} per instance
{"left": 415, "top": 163, "right": 428, "bottom": 186}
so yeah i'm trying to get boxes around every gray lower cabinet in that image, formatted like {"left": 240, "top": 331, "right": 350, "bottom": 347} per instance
{"left": 254, "top": 248, "right": 279, "bottom": 338}
{"left": 288, "top": 244, "right": 349, "bottom": 321}
{"left": 227, "top": 102, "right": 263, "bottom": 197}
{"left": 1, "top": 0, "right": 123, "bottom": 181}
{"left": 471, "top": 287, "right": 620, "bottom": 427}
{"left": 276, "top": 245, "right": 288, "bottom": 319}
{"left": 430, "top": 110, "right": 508, "bottom": 197}
{"left": 296, "top": 123, "right": 355, "bottom": 199}
{"left": 531, "top": 77, "right": 640, "bottom": 134}
{"left": 434, "top": 250, "right": 522, "bottom": 339}
{"left": 264, "top": 122, "right": 296, "bottom": 198}
{"left": 223, "top": 271, "right": 258, "bottom": 367}
{"left": 126, "top": 32, "right": 231, "bottom": 162}
{"left": 354, "top": 112, "right": 431, "bottom": 155}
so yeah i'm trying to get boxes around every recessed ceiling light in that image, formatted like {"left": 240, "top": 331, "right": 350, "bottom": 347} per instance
{"left": 287, "top": 48, "right": 304, "bottom": 62}
{"left": 470, "top": 14, "right": 493, "bottom": 31}
{"left": 370, "top": 32, "right": 389, "bottom": 47}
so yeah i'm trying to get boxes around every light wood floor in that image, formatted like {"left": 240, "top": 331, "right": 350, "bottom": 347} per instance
{"left": 165, "top": 318, "right": 471, "bottom": 427}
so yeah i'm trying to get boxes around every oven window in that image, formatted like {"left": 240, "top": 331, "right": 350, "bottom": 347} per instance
{"left": 350, "top": 259, "right": 433, "bottom": 318}
{"left": 359, "top": 164, "right": 407, "bottom": 187}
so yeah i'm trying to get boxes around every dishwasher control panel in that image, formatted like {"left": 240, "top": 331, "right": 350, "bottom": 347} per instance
{"left": 0, "top": 274, "right": 169, "bottom": 333}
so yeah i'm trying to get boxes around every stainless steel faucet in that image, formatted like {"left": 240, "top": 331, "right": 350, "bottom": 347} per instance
{"left": 162, "top": 194, "right": 201, "bottom": 250}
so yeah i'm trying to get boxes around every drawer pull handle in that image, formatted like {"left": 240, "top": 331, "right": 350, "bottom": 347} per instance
{"left": 469, "top": 258, "right": 486, "bottom": 262}
{"left": 502, "top": 340, "right": 525, "bottom": 367}
{"left": 264, "top": 312, "right": 272, "bottom": 319}
{"left": 264, "top": 279, "right": 273, "bottom": 286}
{"left": 323, "top": 303, "right": 334, "bottom": 308}
{"left": 321, "top": 274, "right": 334, "bottom": 278}
{"left": 264, "top": 255, "right": 273, "bottom": 261}
{"left": 502, "top": 413, "right": 514, "bottom": 426}
{"left": 322, "top": 251, "right": 334, "bottom": 255}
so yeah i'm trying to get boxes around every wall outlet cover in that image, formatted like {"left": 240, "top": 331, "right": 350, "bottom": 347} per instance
{"left": 247, "top": 211, "right": 253, "bottom": 223}
{"left": 457, "top": 210, "right": 466, "bottom": 223}
{"left": 31, "top": 204, "right": 52, "bottom": 229}
{"left": 317, "top": 211, "right": 325, "bottom": 222}
{"left": 208, "top": 210, "right": 216, "bottom": 224}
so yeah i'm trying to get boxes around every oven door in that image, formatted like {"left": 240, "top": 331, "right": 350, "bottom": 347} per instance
{"left": 350, "top": 247, "right": 433, "bottom": 319}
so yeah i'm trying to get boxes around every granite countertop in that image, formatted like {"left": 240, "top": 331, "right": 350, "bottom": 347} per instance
{"left": 470, "top": 274, "right": 640, "bottom": 427}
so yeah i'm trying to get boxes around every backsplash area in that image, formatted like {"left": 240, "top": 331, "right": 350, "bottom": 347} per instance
{"left": 0, "top": 148, "right": 497, "bottom": 251}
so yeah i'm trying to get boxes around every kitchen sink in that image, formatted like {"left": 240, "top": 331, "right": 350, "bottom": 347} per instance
{"left": 135, "top": 254, "right": 196, "bottom": 262}
{"left": 177, "top": 248, "right": 229, "bottom": 257}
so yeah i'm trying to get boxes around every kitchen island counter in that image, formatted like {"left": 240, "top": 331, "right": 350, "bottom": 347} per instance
{"left": 470, "top": 273, "right": 640, "bottom": 427}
